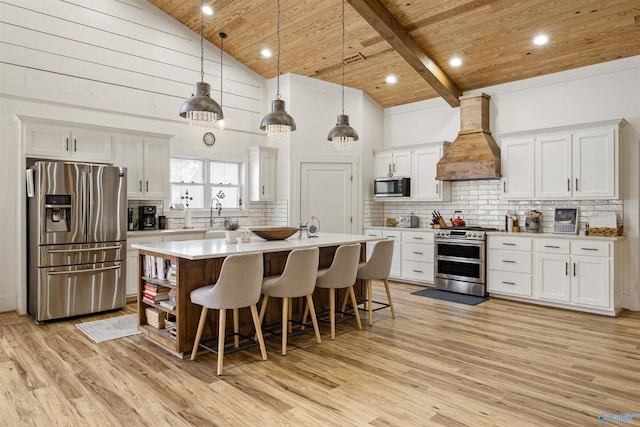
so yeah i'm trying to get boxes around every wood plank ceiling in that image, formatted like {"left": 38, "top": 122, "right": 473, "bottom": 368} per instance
{"left": 147, "top": 0, "right": 640, "bottom": 108}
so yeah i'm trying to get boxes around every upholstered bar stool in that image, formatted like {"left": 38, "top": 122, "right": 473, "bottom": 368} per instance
{"left": 304, "top": 243, "right": 362, "bottom": 340}
{"left": 349, "top": 239, "right": 396, "bottom": 326}
{"left": 190, "top": 252, "right": 267, "bottom": 376}
{"left": 258, "top": 247, "right": 321, "bottom": 355}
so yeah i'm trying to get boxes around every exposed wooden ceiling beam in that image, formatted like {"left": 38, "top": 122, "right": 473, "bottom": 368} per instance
{"left": 347, "top": 0, "right": 462, "bottom": 107}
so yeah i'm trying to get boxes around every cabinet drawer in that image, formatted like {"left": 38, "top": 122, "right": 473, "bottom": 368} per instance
{"left": 401, "top": 260, "right": 434, "bottom": 283}
{"left": 488, "top": 250, "right": 532, "bottom": 274}
{"left": 382, "top": 230, "right": 402, "bottom": 241}
{"left": 363, "top": 229, "right": 383, "bottom": 238}
{"left": 488, "top": 270, "right": 532, "bottom": 296}
{"left": 403, "top": 242, "right": 434, "bottom": 263}
{"left": 571, "top": 241, "right": 610, "bottom": 257}
{"left": 401, "top": 231, "right": 434, "bottom": 244}
{"left": 488, "top": 235, "right": 532, "bottom": 251}
{"left": 535, "top": 239, "right": 570, "bottom": 254}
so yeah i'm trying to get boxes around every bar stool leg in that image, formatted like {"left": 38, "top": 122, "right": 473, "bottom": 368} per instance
{"left": 258, "top": 294, "right": 270, "bottom": 325}
{"left": 329, "top": 288, "right": 336, "bottom": 340}
{"left": 217, "top": 308, "right": 227, "bottom": 376}
{"left": 348, "top": 286, "right": 363, "bottom": 330}
{"left": 306, "top": 294, "right": 322, "bottom": 344}
{"left": 191, "top": 307, "right": 208, "bottom": 360}
{"left": 301, "top": 301, "right": 309, "bottom": 330}
{"left": 368, "top": 280, "right": 373, "bottom": 326}
{"left": 281, "top": 297, "right": 289, "bottom": 355}
{"left": 384, "top": 278, "right": 396, "bottom": 319}
{"left": 250, "top": 304, "right": 268, "bottom": 361}
{"left": 233, "top": 308, "right": 240, "bottom": 348}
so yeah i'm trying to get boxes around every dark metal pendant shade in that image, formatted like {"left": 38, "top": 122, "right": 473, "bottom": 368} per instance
{"left": 260, "top": 99, "right": 297, "bottom": 132}
{"left": 179, "top": 82, "right": 223, "bottom": 119}
{"left": 327, "top": 114, "right": 358, "bottom": 141}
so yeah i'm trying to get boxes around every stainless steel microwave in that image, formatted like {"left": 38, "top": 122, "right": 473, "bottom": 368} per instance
{"left": 374, "top": 177, "right": 410, "bottom": 197}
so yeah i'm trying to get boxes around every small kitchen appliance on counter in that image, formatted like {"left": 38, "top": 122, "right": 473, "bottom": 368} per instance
{"left": 397, "top": 215, "right": 419, "bottom": 228}
{"left": 139, "top": 206, "right": 156, "bottom": 230}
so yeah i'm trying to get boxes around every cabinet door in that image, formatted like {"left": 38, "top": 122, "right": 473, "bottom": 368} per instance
{"left": 259, "top": 148, "right": 278, "bottom": 201}
{"left": 143, "top": 139, "right": 169, "bottom": 199}
{"left": 392, "top": 150, "right": 412, "bottom": 177}
{"left": 363, "top": 229, "right": 382, "bottom": 261}
{"left": 126, "top": 251, "right": 139, "bottom": 297}
{"left": 71, "top": 129, "right": 112, "bottom": 162}
{"left": 382, "top": 230, "right": 402, "bottom": 278}
{"left": 374, "top": 152, "right": 393, "bottom": 177}
{"left": 117, "top": 137, "right": 145, "bottom": 199}
{"left": 412, "top": 147, "right": 450, "bottom": 201}
{"left": 248, "top": 146, "right": 278, "bottom": 201}
{"left": 572, "top": 126, "right": 617, "bottom": 199}
{"left": 571, "top": 256, "right": 610, "bottom": 308}
{"left": 535, "top": 253, "right": 571, "bottom": 302}
{"left": 25, "top": 123, "right": 71, "bottom": 159}
{"left": 535, "top": 133, "right": 572, "bottom": 199}
{"left": 501, "top": 136, "right": 534, "bottom": 199}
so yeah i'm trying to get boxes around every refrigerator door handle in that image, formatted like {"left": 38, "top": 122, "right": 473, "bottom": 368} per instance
{"left": 48, "top": 245, "right": 122, "bottom": 253}
{"left": 46, "top": 265, "right": 121, "bottom": 276}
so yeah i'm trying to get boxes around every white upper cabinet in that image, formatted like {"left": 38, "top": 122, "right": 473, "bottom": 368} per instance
{"left": 115, "top": 136, "right": 169, "bottom": 200}
{"left": 572, "top": 126, "right": 617, "bottom": 199}
{"left": 412, "top": 143, "right": 451, "bottom": 201}
{"left": 535, "top": 133, "right": 573, "bottom": 199}
{"left": 24, "top": 122, "right": 112, "bottom": 163}
{"left": 500, "top": 136, "right": 535, "bottom": 199}
{"left": 374, "top": 149, "right": 411, "bottom": 178}
{"left": 248, "top": 146, "right": 278, "bottom": 202}
{"left": 500, "top": 120, "right": 621, "bottom": 201}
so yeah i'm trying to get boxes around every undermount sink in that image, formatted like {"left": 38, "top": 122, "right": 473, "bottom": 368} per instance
{"left": 204, "top": 230, "right": 225, "bottom": 239}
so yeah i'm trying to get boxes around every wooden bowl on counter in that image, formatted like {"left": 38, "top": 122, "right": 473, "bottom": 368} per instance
{"left": 249, "top": 226, "right": 299, "bottom": 241}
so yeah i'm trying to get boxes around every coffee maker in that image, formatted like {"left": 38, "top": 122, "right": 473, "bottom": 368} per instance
{"left": 127, "top": 207, "right": 135, "bottom": 231}
{"left": 139, "top": 206, "right": 156, "bottom": 230}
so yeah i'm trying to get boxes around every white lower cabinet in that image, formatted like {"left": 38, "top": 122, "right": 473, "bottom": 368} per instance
{"left": 487, "top": 236, "right": 533, "bottom": 296}
{"left": 400, "top": 230, "right": 434, "bottom": 283}
{"left": 383, "top": 230, "right": 403, "bottom": 278}
{"left": 488, "top": 234, "right": 622, "bottom": 315}
{"left": 363, "top": 228, "right": 435, "bottom": 284}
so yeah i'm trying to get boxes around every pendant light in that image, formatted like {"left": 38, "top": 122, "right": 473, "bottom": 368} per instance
{"left": 327, "top": 0, "right": 358, "bottom": 151}
{"left": 215, "top": 31, "right": 228, "bottom": 129}
{"left": 259, "top": 0, "right": 296, "bottom": 141}
{"left": 179, "top": 0, "right": 223, "bottom": 131}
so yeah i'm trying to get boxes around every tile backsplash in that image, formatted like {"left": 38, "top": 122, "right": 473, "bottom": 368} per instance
{"left": 364, "top": 180, "right": 623, "bottom": 233}
{"left": 127, "top": 199, "right": 289, "bottom": 230}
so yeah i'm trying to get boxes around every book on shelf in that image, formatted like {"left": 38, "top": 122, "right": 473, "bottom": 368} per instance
{"left": 159, "top": 300, "right": 176, "bottom": 311}
{"left": 143, "top": 283, "right": 171, "bottom": 295}
{"left": 143, "top": 255, "right": 171, "bottom": 280}
{"left": 142, "top": 292, "right": 170, "bottom": 302}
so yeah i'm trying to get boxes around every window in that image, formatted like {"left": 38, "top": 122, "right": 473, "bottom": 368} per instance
{"left": 170, "top": 158, "right": 243, "bottom": 210}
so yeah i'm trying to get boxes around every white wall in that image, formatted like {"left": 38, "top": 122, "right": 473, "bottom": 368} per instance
{"left": 383, "top": 56, "right": 640, "bottom": 310}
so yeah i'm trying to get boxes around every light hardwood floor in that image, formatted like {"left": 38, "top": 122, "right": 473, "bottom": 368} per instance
{"left": 1, "top": 282, "right": 639, "bottom": 426}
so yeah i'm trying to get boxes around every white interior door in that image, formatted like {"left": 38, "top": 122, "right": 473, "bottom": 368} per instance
{"left": 300, "top": 162, "right": 353, "bottom": 234}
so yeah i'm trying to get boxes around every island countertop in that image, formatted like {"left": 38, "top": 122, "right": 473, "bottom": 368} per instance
{"left": 131, "top": 232, "right": 385, "bottom": 260}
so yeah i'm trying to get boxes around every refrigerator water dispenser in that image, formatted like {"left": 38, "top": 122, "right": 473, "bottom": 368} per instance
{"left": 45, "top": 194, "right": 71, "bottom": 233}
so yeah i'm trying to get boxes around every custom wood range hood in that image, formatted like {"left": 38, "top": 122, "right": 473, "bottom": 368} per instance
{"left": 436, "top": 93, "right": 501, "bottom": 181}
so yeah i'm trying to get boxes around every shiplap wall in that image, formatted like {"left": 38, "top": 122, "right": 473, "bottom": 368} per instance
{"left": 0, "top": 0, "right": 264, "bottom": 132}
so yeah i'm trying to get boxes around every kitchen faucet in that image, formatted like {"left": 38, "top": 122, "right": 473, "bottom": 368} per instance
{"left": 209, "top": 197, "right": 223, "bottom": 227}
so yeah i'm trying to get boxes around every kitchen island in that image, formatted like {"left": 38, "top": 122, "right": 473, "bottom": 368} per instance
{"left": 132, "top": 232, "right": 384, "bottom": 358}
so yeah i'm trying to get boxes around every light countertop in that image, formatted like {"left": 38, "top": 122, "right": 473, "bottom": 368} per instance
{"left": 132, "top": 232, "right": 385, "bottom": 260}
{"left": 127, "top": 228, "right": 210, "bottom": 237}
{"left": 487, "top": 230, "right": 625, "bottom": 241}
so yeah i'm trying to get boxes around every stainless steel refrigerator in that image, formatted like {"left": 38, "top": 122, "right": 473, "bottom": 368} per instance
{"left": 27, "top": 161, "right": 127, "bottom": 322}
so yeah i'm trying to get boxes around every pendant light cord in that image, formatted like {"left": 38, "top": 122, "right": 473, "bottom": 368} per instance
{"left": 220, "top": 32, "right": 224, "bottom": 106}
{"left": 200, "top": 0, "right": 204, "bottom": 83}
{"left": 341, "top": 0, "right": 345, "bottom": 115}
{"left": 275, "top": 0, "right": 281, "bottom": 100}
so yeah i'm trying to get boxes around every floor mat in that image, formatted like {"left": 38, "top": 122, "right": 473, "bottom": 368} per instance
{"left": 76, "top": 313, "right": 140, "bottom": 343}
{"left": 411, "top": 288, "right": 489, "bottom": 305}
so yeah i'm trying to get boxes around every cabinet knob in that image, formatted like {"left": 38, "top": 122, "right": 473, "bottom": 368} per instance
{"left": 65, "top": 137, "right": 69, "bottom": 151}
{"left": 139, "top": 180, "right": 142, "bottom": 192}
{"left": 74, "top": 138, "right": 77, "bottom": 152}
{"left": 146, "top": 180, "right": 149, "bottom": 192}
{"left": 575, "top": 178, "right": 579, "bottom": 192}
{"left": 501, "top": 281, "right": 516, "bottom": 285}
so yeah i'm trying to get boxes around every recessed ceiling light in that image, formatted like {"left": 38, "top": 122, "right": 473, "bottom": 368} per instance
{"left": 533, "top": 34, "right": 549, "bottom": 46}
{"left": 260, "top": 48, "right": 272, "bottom": 58}
{"left": 385, "top": 75, "right": 397, "bottom": 84}
{"left": 449, "top": 57, "right": 462, "bottom": 67}
{"left": 202, "top": 5, "right": 213, "bottom": 16}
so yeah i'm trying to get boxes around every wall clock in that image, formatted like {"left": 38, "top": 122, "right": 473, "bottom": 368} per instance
{"left": 203, "top": 132, "right": 216, "bottom": 146}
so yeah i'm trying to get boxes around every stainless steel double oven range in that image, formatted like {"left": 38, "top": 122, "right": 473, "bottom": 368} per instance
{"left": 433, "top": 227, "right": 496, "bottom": 297}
